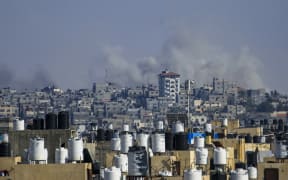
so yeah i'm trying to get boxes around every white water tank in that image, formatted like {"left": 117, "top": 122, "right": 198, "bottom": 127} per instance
{"left": 230, "top": 168, "right": 249, "bottom": 180}
{"left": 55, "top": 147, "right": 68, "bottom": 164}
{"left": 196, "top": 148, "right": 208, "bottom": 165}
{"left": 222, "top": 118, "right": 228, "bottom": 127}
{"left": 111, "top": 138, "right": 121, "bottom": 151}
{"left": 113, "top": 154, "right": 128, "bottom": 172}
{"left": 194, "top": 136, "right": 205, "bottom": 148}
{"left": 68, "top": 137, "right": 83, "bottom": 161}
{"left": 107, "top": 123, "right": 113, "bottom": 130}
{"left": 13, "top": 119, "right": 25, "bottom": 131}
{"left": 248, "top": 167, "right": 257, "bottom": 179}
{"left": 205, "top": 123, "right": 212, "bottom": 133}
{"left": 184, "top": 169, "right": 202, "bottom": 180}
{"left": 104, "top": 166, "right": 121, "bottom": 180}
{"left": 260, "top": 136, "right": 266, "bottom": 143}
{"left": 136, "top": 133, "right": 149, "bottom": 150}
{"left": 29, "top": 138, "right": 47, "bottom": 161}
{"left": 155, "top": 121, "right": 164, "bottom": 130}
{"left": 1, "top": 133, "right": 8, "bottom": 143}
{"left": 172, "top": 121, "right": 184, "bottom": 133}
{"left": 158, "top": 170, "right": 172, "bottom": 176}
{"left": 151, "top": 132, "right": 165, "bottom": 153}
{"left": 213, "top": 147, "right": 227, "bottom": 165}
{"left": 122, "top": 124, "right": 129, "bottom": 132}
{"left": 120, "top": 133, "right": 133, "bottom": 153}
{"left": 275, "top": 141, "right": 288, "bottom": 158}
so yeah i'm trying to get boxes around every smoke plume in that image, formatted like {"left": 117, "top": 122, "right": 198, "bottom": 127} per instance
{"left": 0, "top": 64, "right": 55, "bottom": 90}
{"left": 98, "top": 31, "right": 265, "bottom": 89}
{"left": 0, "top": 63, "right": 14, "bottom": 88}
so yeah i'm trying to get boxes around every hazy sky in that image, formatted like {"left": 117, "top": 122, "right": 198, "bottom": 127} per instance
{"left": 0, "top": 1, "right": 288, "bottom": 92}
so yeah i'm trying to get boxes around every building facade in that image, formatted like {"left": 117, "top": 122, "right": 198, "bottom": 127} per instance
{"left": 158, "top": 70, "right": 180, "bottom": 103}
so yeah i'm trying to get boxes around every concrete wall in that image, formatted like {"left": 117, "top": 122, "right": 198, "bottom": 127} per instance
{"left": 8, "top": 129, "right": 75, "bottom": 163}
{"left": 258, "top": 162, "right": 288, "bottom": 180}
{"left": 13, "top": 163, "right": 91, "bottom": 180}
{"left": 150, "top": 155, "right": 176, "bottom": 177}
{"left": 0, "top": 157, "right": 91, "bottom": 180}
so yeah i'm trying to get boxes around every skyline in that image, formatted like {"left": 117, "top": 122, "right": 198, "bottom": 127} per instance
{"left": 0, "top": 1, "right": 288, "bottom": 92}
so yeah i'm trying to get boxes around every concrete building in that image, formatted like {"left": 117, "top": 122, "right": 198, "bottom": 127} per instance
{"left": 158, "top": 69, "right": 180, "bottom": 103}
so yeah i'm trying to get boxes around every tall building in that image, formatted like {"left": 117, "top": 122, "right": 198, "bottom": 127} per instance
{"left": 158, "top": 69, "right": 180, "bottom": 103}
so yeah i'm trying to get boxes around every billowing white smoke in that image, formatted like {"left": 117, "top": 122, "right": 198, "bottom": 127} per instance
{"left": 99, "top": 32, "right": 265, "bottom": 89}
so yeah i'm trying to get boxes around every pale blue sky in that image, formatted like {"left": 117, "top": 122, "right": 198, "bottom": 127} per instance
{"left": 0, "top": 1, "right": 288, "bottom": 91}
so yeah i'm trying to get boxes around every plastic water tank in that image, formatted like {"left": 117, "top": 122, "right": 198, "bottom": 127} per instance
{"left": 58, "top": 111, "right": 70, "bottom": 129}
{"left": 1, "top": 134, "right": 8, "bottom": 143}
{"left": 275, "top": 141, "right": 288, "bottom": 158}
{"left": 104, "top": 166, "right": 121, "bottom": 180}
{"left": 213, "top": 147, "right": 227, "bottom": 165}
{"left": 113, "top": 154, "right": 128, "bottom": 172}
{"left": 107, "top": 123, "right": 113, "bottom": 130}
{"left": 184, "top": 169, "right": 202, "bottom": 180}
{"left": 55, "top": 147, "right": 68, "bottom": 164}
{"left": 155, "top": 121, "right": 164, "bottom": 130}
{"left": 230, "top": 168, "right": 249, "bottom": 180}
{"left": 45, "top": 113, "right": 58, "bottom": 129}
{"left": 172, "top": 121, "right": 184, "bottom": 133}
{"left": 174, "top": 132, "right": 188, "bottom": 150}
{"left": 111, "top": 138, "right": 121, "bottom": 151}
{"left": 151, "top": 132, "right": 165, "bottom": 153}
{"left": 29, "top": 138, "right": 47, "bottom": 161}
{"left": 120, "top": 132, "right": 133, "bottom": 154}
{"left": 128, "top": 146, "right": 148, "bottom": 176}
{"left": 0, "top": 143, "right": 11, "bottom": 157}
{"left": 68, "top": 137, "right": 83, "bottom": 161}
{"left": 260, "top": 136, "right": 266, "bottom": 143}
{"left": 122, "top": 124, "right": 129, "bottom": 132}
{"left": 194, "top": 136, "right": 205, "bottom": 148}
{"left": 13, "top": 119, "right": 25, "bottom": 131}
{"left": 205, "top": 123, "right": 212, "bottom": 133}
{"left": 136, "top": 132, "right": 149, "bottom": 150}
{"left": 248, "top": 167, "right": 257, "bottom": 179}
{"left": 222, "top": 118, "right": 228, "bottom": 127}
{"left": 196, "top": 148, "right": 208, "bottom": 165}
{"left": 165, "top": 132, "right": 174, "bottom": 151}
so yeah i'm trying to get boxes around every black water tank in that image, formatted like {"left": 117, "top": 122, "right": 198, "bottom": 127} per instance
{"left": 45, "top": 113, "right": 57, "bottom": 129}
{"left": 97, "top": 129, "right": 105, "bottom": 141}
{"left": 92, "top": 162, "right": 100, "bottom": 174}
{"left": 278, "top": 124, "right": 284, "bottom": 131}
{"left": 174, "top": 132, "right": 188, "bottom": 150}
{"left": 245, "top": 134, "right": 252, "bottom": 143}
{"left": 285, "top": 125, "right": 288, "bottom": 132}
{"left": 165, "top": 132, "right": 174, "bottom": 151}
{"left": 235, "top": 162, "right": 246, "bottom": 169}
{"left": 218, "top": 133, "right": 225, "bottom": 139}
{"left": 33, "top": 118, "right": 44, "bottom": 130}
{"left": 58, "top": 111, "right": 70, "bottom": 129}
{"left": 253, "top": 136, "right": 261, "bottom": 143}
{"left": 266, "top": 136, "right": 273, "bottom": 143}
{"left": 227, "top": 134, "right": 235, "bottom": 139}
{"left": 210, "top": 171, "right": 227, "bottom": 180}
{"left": 0, "top": 143, "right": 11, "bottom": 157}
{"left": 105, "top": 130, "right": 114, "bottom": 141}
{"left": 246, "top": 151, "right": 257, "bottom": 166}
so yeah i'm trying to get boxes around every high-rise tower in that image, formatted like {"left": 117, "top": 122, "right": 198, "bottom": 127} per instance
{"left": 158, "top": 69, "right": 180, "bottom": 103}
